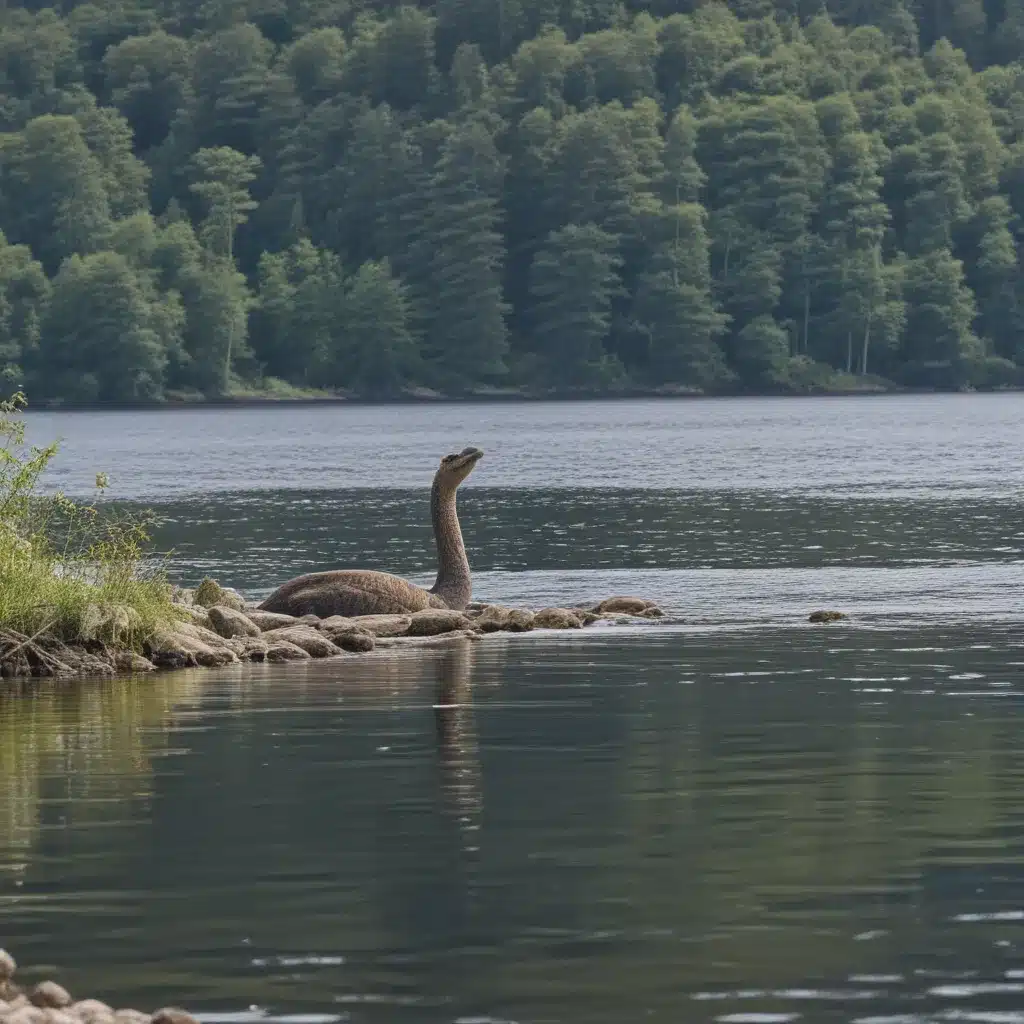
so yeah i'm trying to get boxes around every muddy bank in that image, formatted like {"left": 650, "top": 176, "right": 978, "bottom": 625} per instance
{"left": 0, "top": 949, "right": 196, "bottom": 1024}
{"left": 0, "top": 579, "right": 666, "bottom": 680}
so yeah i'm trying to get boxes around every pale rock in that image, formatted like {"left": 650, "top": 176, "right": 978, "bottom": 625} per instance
{"left": 475, "top": 605, "right": 535, "bottom": 633}
{"left": 406, "top": 609, "right": 471, "bottom": 637}
{"left": 0, "top": 950, "right": 15, "bottom": 981}
{"left": 265, "top": 640, "right": 312, "bottom": 662}
{"left": 348, "top": 615, "right": 412, "bottom": 637}
{"left": 246, "top": 610, "right": 299, "bottom": 631}
{"left": 207, "top": 606, "right": 260, "bottom": 639}
{"left": 29, "top": 983, "right": 72, "bottom": 1010}
{"left": 533, "top": 608, "right": 584, "bottom": 629}
{"left": 259, "top": 625, "right": 343, "bottom": 658}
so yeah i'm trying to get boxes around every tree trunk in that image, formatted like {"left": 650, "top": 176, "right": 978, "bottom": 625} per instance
{"left": 846, "top": 331, "right": 853, "bottom": 373}
{"left": 861, "top": 310, "right": 873, "bottom": 376}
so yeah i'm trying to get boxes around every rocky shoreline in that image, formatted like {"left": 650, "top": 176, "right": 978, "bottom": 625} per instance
{"left": 0, "top": 577, "right": 666, "bottom": 680}
{"left": 0, "top": 949, "right": 196, "bottom": 1024}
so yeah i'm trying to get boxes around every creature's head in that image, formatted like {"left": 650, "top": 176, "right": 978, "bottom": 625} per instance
{"left": 435, "top": 446, "right": 484, "bottom": 488}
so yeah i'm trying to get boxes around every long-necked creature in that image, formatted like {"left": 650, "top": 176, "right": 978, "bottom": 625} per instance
{"left": 258, "top": 446, "right": 483, "bottom": 617}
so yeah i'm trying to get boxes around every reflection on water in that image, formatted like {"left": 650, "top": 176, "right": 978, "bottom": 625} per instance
{"left": 4, "top": 628, "right": 1024, "bottom": 1022}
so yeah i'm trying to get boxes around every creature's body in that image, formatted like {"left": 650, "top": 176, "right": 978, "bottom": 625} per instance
{"left": 259, "top": 447, "right": 483, "bottom": 618}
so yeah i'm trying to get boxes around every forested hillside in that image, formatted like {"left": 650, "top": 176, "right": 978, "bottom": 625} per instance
{"left": 1, "top": 0, "right": 1023, "bottom": 403}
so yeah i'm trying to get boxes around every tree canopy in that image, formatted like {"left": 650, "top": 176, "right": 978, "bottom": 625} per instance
{"left": 1, "top": 0, "right": 1023, "bottom": 402}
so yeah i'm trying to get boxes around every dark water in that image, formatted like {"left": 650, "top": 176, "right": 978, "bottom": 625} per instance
{"left": 5, "top": 395, "right": 1024, "bottom": 1023}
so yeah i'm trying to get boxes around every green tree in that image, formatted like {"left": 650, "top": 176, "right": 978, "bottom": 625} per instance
{"left": 529, "top": 223, "right": 624, "bottom": 387}
{"left": 39, "top": 251, "right": 182, "bottom": 403}
{"left": 188, "top": 146, "right": 261, "bottom": 260}
{"left": 0, "top": 233, "right": 49, "bottom": 396}
{"left": 334, "top": 260, "right": 420, "bottom": 395}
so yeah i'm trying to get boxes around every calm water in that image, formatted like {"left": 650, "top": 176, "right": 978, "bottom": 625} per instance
{"left": 6, "top": 394, "right": 1024, "bottom": 1023}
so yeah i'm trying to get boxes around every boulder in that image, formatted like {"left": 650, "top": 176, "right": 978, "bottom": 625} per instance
{"left": 593, "top": 596, "right": 663, "bottom": 617}
{"left": 145, "top": 623, "right": 239, "bottom": 669}
{"left": 29, "top": 984, "right": 72, "bottom": 1010}
{"left": 113, "top": 1012, "right": 150, "bottom": 1024}
{"left": 177, "top": 605, "right": 211, "bottom": 630}
{"left": 808, "top": 610, "right": 847, "bottom": 623}
{"left": 259, "top": 625, "right": 343, "bottom": 658}
{"left": 207, "top": 606, "right": 261, "bottom": 639}
{"left": 6, "top": 1009, "right": 47, "bottom": 1024}
{"left": 0, "top": 949, "right": 16, "bottom": 981}
{"left": 265, "top": 640, "right": 311, "bottom": 662}
{"left": 349, "top": 614, "right": 412, "bottom": 637}
{"left": 112, "top": 651, "right": 155, "bottom": 674}
{"left": 151, "top": 1011, "right": 200, "bottom": 1024}
{"left": 247, "top": 610, "right": 300, "bottom": 631}
{"left": 406, "top": 609, "right": 472, "bottom": 636}
{"left": 317, "top": 622, "right": 375, "bottom": 652}
{"left": 224, "top": 636, "right": 269, "bottom": 662}
{"left": 475, "top": 605, "right": 535, "bottom": 633}
{"left": 533, "top": 608, "right": 584, "bottom": 629}
{"left": 70, "top": 1002, "right": 113, "bottom": 1023}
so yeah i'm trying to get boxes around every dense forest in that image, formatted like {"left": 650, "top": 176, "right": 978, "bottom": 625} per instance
{"left": 0, "top": 0, "right": 1023, "bottom": 403}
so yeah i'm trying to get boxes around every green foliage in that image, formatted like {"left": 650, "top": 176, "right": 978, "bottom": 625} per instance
{"left": 0, "top": 0, "right": 1020, "bottom": 400}
{"left": 0, "top": 392, "right": 180, "bottom": 646}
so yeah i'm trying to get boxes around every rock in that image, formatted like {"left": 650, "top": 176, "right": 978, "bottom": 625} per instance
{"left": 207, "top": 606, "right": 260, "bottom": 639}
{"left": 259, "top": 625, "right": 343, "bottom": 658}
{"left": 593, "top": 596, "right": 663, "bottom": 617}
{"left": 178, "top": 605, "right": 212, "bottom": 629}
{"left": 0, "top": 949, "right": 15, "bottom": 981}
{"left": 406, "top": 609, "right": 471, "bottom": 637}
{"left": 170, "top": 587, "right": 195, "bottom": 606}
{"left": 265, "top": 640, "right": 312, "bottom": 662}
{"left": 46, "top": 1011, "right": 82, "bottom": 1024}
{"left": 475, "top": 605, "right": 535, "bottom": 633}
{"left": 151, "top": 1010, "right": 199, "bottom": 1024}
{"left": 70, "top": 1002, "right": 113, "bottom": 1023}
{"left": 809, "top": 610, "right": 847, "bottom": 623}
{"left": 112, "top": 651, "right": 155, "bottom": 673}
{"left": 113, "top": 1012, "right": 150, "bottom": 1024}
{"left": 349, "top": 614, "right": 412, "bottom": 637}
{"left": 246, "top": 610, "right": 300, "bottom": 631}
{"left": 578, "top": 610, "right": 600, "bottom": 625}
{"left": 145, "top": 624, "right": 239, "bottom": 669}
{"left": 194, "top": 579, "right": 246, "bottom": 611}
{"left": 224, "top": 636, "right": 269, "bottom": 662}
{"left": 30, "top": 984, "right": 72, "bottom": 1010}
{"left": 533, "top": 608, "right": 584, "bottom": 629}
{"left": 6, "top": 1008, "right": 47, "bottom": 1024}
{"left": 318, "top": 622, "right": 375, "bottom": 652}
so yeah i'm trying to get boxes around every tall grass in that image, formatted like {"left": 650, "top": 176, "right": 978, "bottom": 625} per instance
{"left": 0, "top": 392, "right": 182, "bottom": 649}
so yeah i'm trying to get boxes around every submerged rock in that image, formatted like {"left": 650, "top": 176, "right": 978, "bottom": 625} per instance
{"left": 112, "top": 651, "right": 156, "bottom": 674}
{"left": 533, "top": 608, "right": 584, "bottom": 629}
{"left": 207, "top": 606, "right": 261, "bottom": 639}
{"left": 808, "top": 610, "right": 847, "bottom": 623}
{"left": 259, "top": 625, "right": 343, "bottom": 658}
{"left": 406, "top": 609, "right": 472, "bottom": 636}
{"left": 317, "top": 621, "right": 376, "bottom": 652}
{"left": 145, "top": 623, "right": 239, "bottom": 669}
{"left": 593, "top": 596, "right": 664, "bottom": 617}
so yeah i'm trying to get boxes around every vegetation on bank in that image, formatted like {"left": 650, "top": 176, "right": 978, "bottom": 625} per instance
{"left": 0, "top": 393, "right": 179, "bottom": 652}
{"left": 0, "top": 0, "right": 1022, "bottom": 402}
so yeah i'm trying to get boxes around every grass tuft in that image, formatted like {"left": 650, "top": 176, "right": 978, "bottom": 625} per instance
{"left": 0, "top": 392, "right": 184, "bottom": 650}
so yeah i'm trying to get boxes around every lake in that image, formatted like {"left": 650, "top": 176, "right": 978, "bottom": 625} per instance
{"left": 5, "top": 394, "right": 1024, "bottom": 1024}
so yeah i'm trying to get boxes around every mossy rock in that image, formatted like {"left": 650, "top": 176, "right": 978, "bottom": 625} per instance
{"left": 808, "top": 610, "right": 847, "bottom": 623}
{"left": 194, "top": 578, "right": 245, "bottom": 611}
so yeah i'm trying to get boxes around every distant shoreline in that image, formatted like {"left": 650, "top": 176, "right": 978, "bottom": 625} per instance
{"left": 22, "top": 383, "right": 1024, "bottom": 413}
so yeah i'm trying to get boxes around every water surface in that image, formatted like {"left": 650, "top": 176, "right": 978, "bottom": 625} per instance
{"left": 5, "top": 395, "right": 1024, "bottom": 1024}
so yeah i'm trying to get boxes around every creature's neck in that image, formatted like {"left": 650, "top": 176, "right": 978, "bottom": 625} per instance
{"left": 429, "top": 478, "right": 471, "bottom": 610}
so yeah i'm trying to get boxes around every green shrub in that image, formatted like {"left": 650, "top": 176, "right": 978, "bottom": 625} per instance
{"left": 0, "top": 392, "right": 182, "bottom": 648}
